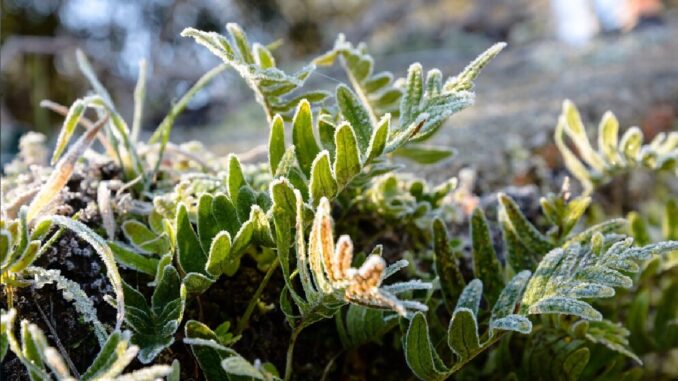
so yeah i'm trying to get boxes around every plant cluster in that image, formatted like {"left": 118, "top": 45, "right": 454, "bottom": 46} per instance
{"left": 1, "top": 23, "right": 677, "bottom": 381}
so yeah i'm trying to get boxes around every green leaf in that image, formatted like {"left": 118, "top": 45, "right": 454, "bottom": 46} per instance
{"left": 444, "top": 42, "right": 506, "bottom": 92}
{"left": 51, "top": 99, "right": 86, "bottom": 164}
{"left": 499, "top": 193, "right": 554, "bottom": 255}
{"left": 581, "top": 320, "right": 641, "bottom": 364}
{"left": 366, "top": 114, "right": 390, "bottom": 162}
{"left": 491, "top": 270, "right": 531, "bottom": 321}
{"left": 176, "top": 203, "right": 208, "bottom": 275}
{"left": 470, "top": 208, "right": 505, "bottom": 305}
{"left": 628, "top": 212, "right": 650, "bottom": 246}
{"left": 521, "top": 238, "right": 674, "bottom": 322}
{"left": 7, "top": 241, "right": 40, "bottom": 274}
{"left": 663, "top": 198, "right": 678, "bottom": 240}
{"left": 336, "top": 84, "right": 373, "bottom": 154}
{"left": 212, "top": 194, "right": 240, "bottom": 236}
{"left": 336, "top": 305, "right": 396, "bottom": 349}
{"left": 271, "top": 177, "right": 297, "bottom": 219}
{"left": 197, "top": 194, "right": 222, "bottom": 253}
{"left": 318, "top": 114, "right": 337, "bottom": 159}
{"left": 447, "top": 308, "right": 481, "bottom": 362}
{"left": 501, "top": 217, "right": 538, "bottom": 272}
{"left": 309, "top": 151, "right": 338, "bottom": 206}
{"left": 206, "top": 231, "right": 234, "bottom": 277}
{"left": 184, "top": 320, "right": 232, "bottom": 381}
{"left": 395, "top": 145, "right": 454, "bottom": 164}
{"left": 400, "top": 63, "right": 424, "bottom": 127}
{"left": 183, "top": 273, "right": 215, "bottom": 295}
{"left": 456, "top": 279, "right": 483, "bottom": 316}
{"left": 109, "top": 241, "right": 159, "bottom": 275}
{"left": 562, "top": 100, "right": 607, "bottom": 172}
{"left": 598, "top": 111, "right": 621, "bottom": 165}
{"left": 21, "top": 321, "right": 46, "bottom": 381}
{"left": 122, "top": 220, "right": 170, "bottom": 255}
{"left": 231, "top": 216, "right": 255, "bottom": 257}
{"left": 489, "top": 314, "right": 532, "bottom": 334}
{"left": 221, "top": 356, "right": 266, "bottom": 379}
{"left": 81, "top": 331, "right": 127, "bottom": 380}
{"left": 404, "top": 312, "right": 449, "bottom": 381}
{"left": 227, "top": 23, "right": 255, "bottom": 64}
{"left": 292, "top": 100, "right": 320, "bottom": 176}
{"left": 432, "top": 218, "right": 466, "bottom": 312}
{"left": 269, "top": 114, "right": 286, "bottom": 175}
{"left": 120, "top": 263, "right": 186, "bottom": 363}
{"left": 236, "top": 186, "right": 257, "bottom": 224}
{"left": 654, "top": 281, "right": 678, "bottom": 350}
{"left": 333, "top": 122, "right": 362, "bottom": 188}
{"left": 228, "top": 154, "right": 246, "bottom": 205}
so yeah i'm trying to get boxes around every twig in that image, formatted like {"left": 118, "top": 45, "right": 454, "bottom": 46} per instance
{"left": 235, "top": 259, "right": 279, "bottom": 335}
{"left": 32, "top": 292, "right": 81, "bottom": 379}
{"left": 320, "top": 350, "right": 344, "bottom": 381}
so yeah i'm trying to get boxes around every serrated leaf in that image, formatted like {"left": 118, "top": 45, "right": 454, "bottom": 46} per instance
{"left": 491, "top": 270, "right": 531, "bottom": 320}
{"left": 470, "top": 208, "right": 505, "bottom": 305}
{"left": 499, "top": 193, "right": 554, "bottom": 255}
{"left": 432, "top": 218, "right": 466, "bottom": 312}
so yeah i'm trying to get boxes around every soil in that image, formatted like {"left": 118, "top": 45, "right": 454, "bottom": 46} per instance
{"left": 1, "top": 160, "right": 121, "bottom": 380}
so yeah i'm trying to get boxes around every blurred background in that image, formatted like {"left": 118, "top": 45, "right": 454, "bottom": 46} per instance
{"left": 2, "top": 0, "right": 677, "bottom": 188}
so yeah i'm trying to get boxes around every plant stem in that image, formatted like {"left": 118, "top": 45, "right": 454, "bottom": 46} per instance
{"left": 236, "top": 259, "right": 279, "bottom": 335}
{"left": 284, "top": 324, "right": 304, "bottom": 381}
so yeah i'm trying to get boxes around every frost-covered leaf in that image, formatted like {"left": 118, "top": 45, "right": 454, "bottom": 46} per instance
{"left": 395, "top": 145, "right": 454, "bottom": 164}
{"left": 432, "top": 218, "right": 465, "bottom": 312}
{"left": 292, "top": 100, "right": 321, "bottom": 177}
{"left": 117, "top": 261, "right": 186, "bottom": 363}
{"left": 336, "top": 84, "right": 373, "bottom": 154}
{"left": 521, "top": 236, "right": 677, "bottom": 321}
{"left": 404, "top": 312, "right": 450, "bottom": 381}
{"left": 310, "top": 151, "right": 337, "bottom": 205}
{"left": 555, "top": 100, "right": 678, "bottom": 192}
{"left": 333, "top": 123, "right": 362, "bottom": 188}
{"left": 470, "top": 207, "right": 505, "bottom": 305}
{"left": 182, "top": 25, "right": 326, "bottom": 122}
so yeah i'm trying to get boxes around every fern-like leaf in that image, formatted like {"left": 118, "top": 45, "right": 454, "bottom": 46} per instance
{"left": 181, "top": 24, "right": 327, "bottom": 122}
{"left": 556, "top": 100, "right": 677, "bottom": 192}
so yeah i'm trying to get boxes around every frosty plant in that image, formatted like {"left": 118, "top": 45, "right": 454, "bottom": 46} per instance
{"left": 2, "top": 21, "right": 678, "bottom": 381}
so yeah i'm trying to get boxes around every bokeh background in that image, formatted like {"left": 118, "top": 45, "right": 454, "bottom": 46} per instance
{"left": 2, "top": 0, "right": 677, "bottom": 188}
